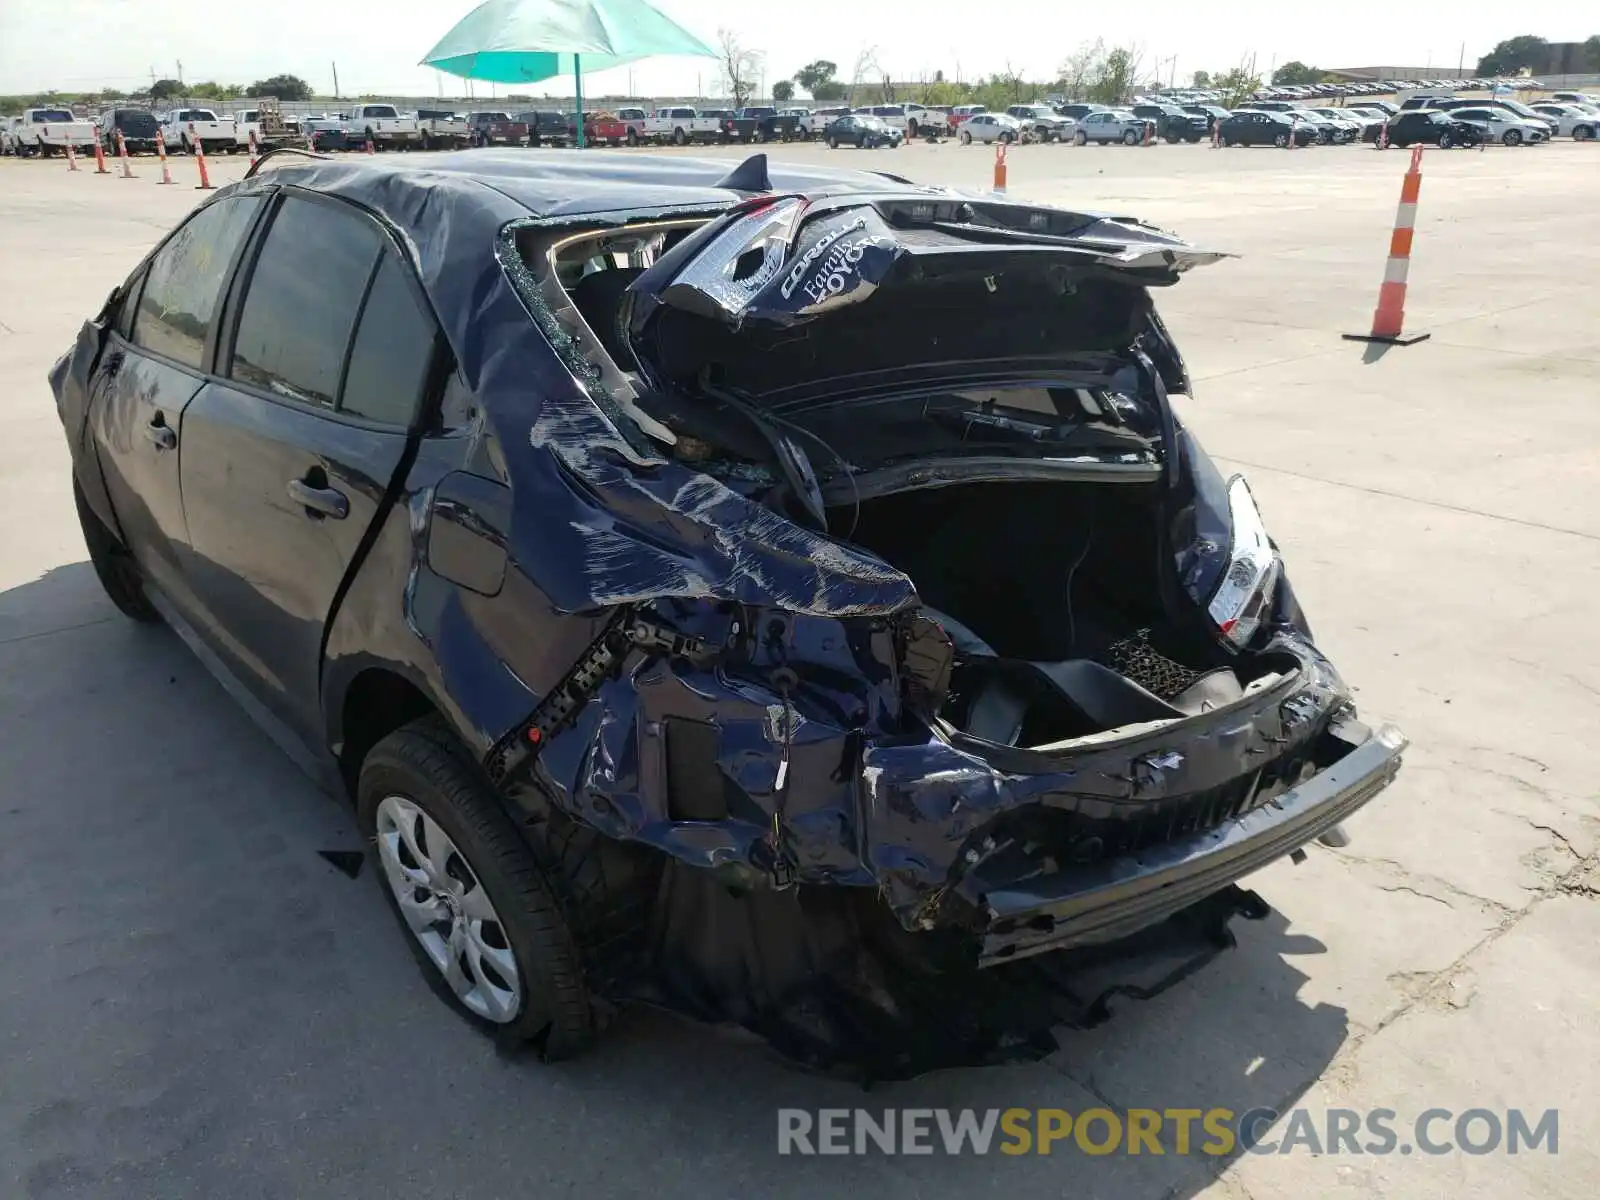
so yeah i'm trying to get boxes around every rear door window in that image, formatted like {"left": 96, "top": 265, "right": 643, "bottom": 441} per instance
{"left": 228, "top": 196, "right": 382, "bottom": 409}
{"left": 131, "top": 195, "right": 262, "bottom": 370}
{"left": 339, "top": 252, "right": 440, "bottom": 427}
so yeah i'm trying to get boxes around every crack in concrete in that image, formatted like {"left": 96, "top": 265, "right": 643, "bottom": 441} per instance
{"left": 0, "top": 615, "right": 116, "bottom": 648}
{"left": 1324, "top": 848, "right": 1515, "bottom": 916}
{"left": 1376, "top": 884, "right": 1453, "bottom": 909}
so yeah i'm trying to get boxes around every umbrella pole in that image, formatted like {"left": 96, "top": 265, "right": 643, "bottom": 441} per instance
{"left": 574, "top": 53, "right": 586, "bottom": 149}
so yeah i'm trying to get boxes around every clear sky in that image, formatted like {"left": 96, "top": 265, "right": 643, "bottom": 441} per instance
{"left": 1, "top": 0, "right": 1592, "bottom": 97}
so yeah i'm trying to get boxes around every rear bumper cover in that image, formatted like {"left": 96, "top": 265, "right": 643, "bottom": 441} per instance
{"left": 976, "top": 720, "right": 1406, "bottom": 965}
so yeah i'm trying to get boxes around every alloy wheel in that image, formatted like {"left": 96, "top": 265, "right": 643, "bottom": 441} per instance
{"left": 374, "top": 794, "right": 523, "bottom": 1023}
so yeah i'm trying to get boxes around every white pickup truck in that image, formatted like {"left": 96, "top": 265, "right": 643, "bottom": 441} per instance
{"left": 11, "top": 108, "right": 98, "bottom": 156}
{"left": 633, "top": 107, "right": 722, "bottom": 145}
{"left": 233, "top": 104, "right": 302, "bottom": 150}
{"left": 345, "top": 104, "right": 421, "bottom": 148}
{"left": 163, "top": 109, "right": 237, "bottom": 156}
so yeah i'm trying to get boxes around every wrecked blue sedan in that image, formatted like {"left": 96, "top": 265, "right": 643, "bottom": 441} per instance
{"left": 52, "top": 148, "right": 1405, "bottom": 1079}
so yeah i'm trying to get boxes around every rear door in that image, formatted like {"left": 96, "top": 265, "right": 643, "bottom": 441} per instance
{"left": 177, "top": 191, "right": 445, "bottom": 745}
{"left": 88, "top": 194, "right": 264, "bottom": 617}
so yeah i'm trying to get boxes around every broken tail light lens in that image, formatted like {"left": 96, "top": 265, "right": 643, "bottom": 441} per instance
{"left": 1207, "top": 476, "right": 1281, "bottom": 649}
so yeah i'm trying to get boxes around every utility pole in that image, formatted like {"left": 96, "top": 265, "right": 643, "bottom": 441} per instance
{"left": 331, "top": 61, "right": 340, "bottom": 99}
{"left": 176, "top": 60, "right": 184, "bottom": 86}
{"left": 1457, "top": 42, "right": 1465, "bottom": 77}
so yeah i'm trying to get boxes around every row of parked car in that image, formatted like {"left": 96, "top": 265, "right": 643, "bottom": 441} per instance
{"left": 1162, "top": 75, "right": 1551, "bottom": 107}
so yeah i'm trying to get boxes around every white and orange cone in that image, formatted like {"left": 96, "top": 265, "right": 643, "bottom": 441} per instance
{"left": 65, "top": 140, "right": 79, "bottom": 171}
{"left": 116, "top": 130, "right": 135, "bottom": 177}
{"left": 993, "top": 140, "right": 1008, "bottom": 193}
{"left": 191, "top": 124, "right": 215, "bottom": 190}
{"left": 1343, "top": 146, "right": 1430, "bottom": 347}
{"left": 155, "top": 130, "right": 175, "bottom": 184}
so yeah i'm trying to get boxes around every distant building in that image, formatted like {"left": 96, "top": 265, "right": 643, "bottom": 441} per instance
{"left": 1324, "top": 66, "right": 1472, "bottom": 82}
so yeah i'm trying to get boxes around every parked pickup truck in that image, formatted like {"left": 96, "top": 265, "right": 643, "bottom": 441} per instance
{"left": 163, "top": 109, "right": 236, "bottom": 156}
{"left": 97, "top": 107, "right": 161, "bottom": 154}
{"left": 733, "top": 106, "right": 799, "bottom": 142}
{"left": 514, "top": 110, "right": 572, "bottom": 147}
{"left": 577, "top": 111, "right": 629, "bottom": 145}
{"left": 344, "top": 104, "right": 420, "bottom": 148}
{"left": 416, "top": 109, "right": 470, "bottom": 150}
{"left": 701, "top": 109, "right": 758, "bottom": 143}
{"left": 466, "top": 111, "right": 528, "bottom": 146}
{"left": 233, "top": 101, "right": 303, "bottom": 151}
{"left": 15, "top": 108, "right": 98, "bottom": 156}
{"left": 634, "top": 107, "right": 723, "bottom": 145}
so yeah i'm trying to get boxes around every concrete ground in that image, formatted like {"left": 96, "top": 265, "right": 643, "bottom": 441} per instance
{"left": 1, "top": 139, "right": 1596, "bottom": 1199}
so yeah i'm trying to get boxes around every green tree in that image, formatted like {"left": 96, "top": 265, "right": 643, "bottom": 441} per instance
{"left": 772, "top": 78, "right": 794, "bottom": 102}
{"left": 1086, "top": 46, "right": 1141, "bottom": 104}
{"left": 1584, "top": 34, "right": 1600, "bottom": 70}
{"left": 248, "top": 73, "right": 312, "bottom": 101}
{"left": 1058, "top": 39, "right": 1106, "bottom": 100}
{"left": 794, "top": 59, "right": 838, "bottom": 95}
{"left": 1476, "top": 35, "right": 1548, "bottom": 75}
{"left": 100, "top": 87, "right": 127, "bottom": 101}
{"left": 1192, "top": 70, "right": 1211, "bottom": 88}
{"left": 150, "top": 78, "right": 183, "bottom": 100}
{"left": 1212, "top": 65, "right": 1263, "bottom": 107}
{"left": 1272, "top": 61, "right": 1321, "bottom": 85}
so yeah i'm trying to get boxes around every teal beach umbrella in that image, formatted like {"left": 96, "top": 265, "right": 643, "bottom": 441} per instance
{"left": 420, "top": 0, "right": 718, "bottom": 146}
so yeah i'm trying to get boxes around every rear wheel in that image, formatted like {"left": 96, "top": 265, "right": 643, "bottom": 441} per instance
{"left": 672, "top": 127, "right": 687, "bottom": 146}
{"left": 626, "top": 128, "right": 639, "bottom": 146}
{"left": 359, "top": 718, "right": 597, "bottom": 1057}
{"left": 75, "top": 479, "right": 159, "bottom": 623}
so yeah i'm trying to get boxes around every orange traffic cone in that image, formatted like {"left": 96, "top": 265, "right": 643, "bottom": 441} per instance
{"left": 92, "top": 137, "right": 110, "bottom": 174}
{"left": 365, "top": 136, "right": 376, "bottom": 155}
{"left": 248, "top": 129, "right": 259, "bottom": 168}
{"left": 1343, "top": 146, "right": 1430, "bottom": 347}
{"left": 191, "top": 124, "right": 215, "bottom": 190}
{"left": 155, "top": 130, "right": 175, "bottom": 184}
{"left": 116, "top": 130, "right": 135, "bottom": 177}
{"left": 65, "top": 140, "right": 78, "bottom": 171}
{"left": 993, "top": 141, "right": 1008, "bottom": 193}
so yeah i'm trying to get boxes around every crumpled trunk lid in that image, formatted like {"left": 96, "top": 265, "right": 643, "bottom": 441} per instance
{"left": 622, "top": 192, "right": 1222, "bottom": 403}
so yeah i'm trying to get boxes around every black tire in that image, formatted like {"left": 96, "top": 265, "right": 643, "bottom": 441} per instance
{"left": 626, "top": 128, "right": 639, "bottom": 146}
{"left": 1574, "top": 125, "right": 1594, "bottom": 141}
{"left": 1164, "top": 132, "right": 1180, "bottom": 144}
{"left": 1437, "top": 132, "right": 1453, "bottom": 149}
{"left": 358, "top": 717, "right": 597, "bottom": 1058}
{"left": 1073, "top": 130, "right": 1087, "bottom": 146}
{"left": 827, "top": 136, "right": 839, "bottom": 149}
{"left": 74, "top": 479, "right": 159, "bottom": 623}
{"left": 999, "top": 131, "right": 1013, "bottom": 144}
{"left": 1502, "top": 129, "right": 1521, "bottom": 146}
{"left": 1273, "top": 132, "right": 1289, "bottom": 148}
{"left": 672, "top": 127, "right": 687, "bottom": 146}
{"left": 1123, "top": 128, "right": 1139, "bottom": 145}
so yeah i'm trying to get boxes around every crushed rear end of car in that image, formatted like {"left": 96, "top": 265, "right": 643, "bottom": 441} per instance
{"left": 486, "top": 177, "right": 1407, "bottom": 1077}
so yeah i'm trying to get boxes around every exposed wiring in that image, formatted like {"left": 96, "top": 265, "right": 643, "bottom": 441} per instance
{"left": 1064, "top": 491, "right": 1097, "bottom": 653}
{"left": 769, "top": 415, "right": 862, "bottom": 540}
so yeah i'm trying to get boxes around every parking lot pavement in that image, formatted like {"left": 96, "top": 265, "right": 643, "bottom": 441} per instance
{"left": 2, "top": 142, "right": 1597, "bottom": 1199}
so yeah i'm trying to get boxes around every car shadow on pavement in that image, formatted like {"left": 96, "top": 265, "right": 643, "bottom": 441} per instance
{"left": 0, "top": 562, "right": 1350, "bottom": 1200}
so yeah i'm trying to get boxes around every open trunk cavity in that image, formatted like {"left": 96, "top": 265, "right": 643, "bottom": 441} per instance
{"left": 837, "top": 479, "right": 1275, "bottom": 748}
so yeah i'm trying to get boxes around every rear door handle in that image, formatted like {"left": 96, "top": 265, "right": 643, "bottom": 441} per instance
{"left": 287, "top": 478, "right": 348, "bottom": 520}
{"left": 143, "top": 416, "right": 176, "bottom": 450}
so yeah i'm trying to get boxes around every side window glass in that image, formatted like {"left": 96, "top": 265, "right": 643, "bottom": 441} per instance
{"left": 131, "top": 196, "right": 261, "bottom": 370}
{"left": 115, "top": 268, "right": 145, "bottom": 340}
{"left": 340, "top": 251, "right": 440, "bottom": 427}
{"left": 230, "top": 196, "right": 381, "bottom": 409}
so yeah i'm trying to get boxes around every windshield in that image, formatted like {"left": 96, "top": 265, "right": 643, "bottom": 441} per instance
{"left": 1501, "top": 100, "right": 1537, "bottom": 117}
{"left": 34, "top": 109, "right": 74, "bottom": 122}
